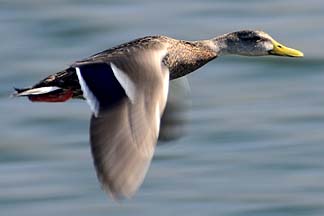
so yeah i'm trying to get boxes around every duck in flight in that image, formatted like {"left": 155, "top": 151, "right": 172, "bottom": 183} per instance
{"left": 15, "top": 30, "right": 303, "bottom": 199}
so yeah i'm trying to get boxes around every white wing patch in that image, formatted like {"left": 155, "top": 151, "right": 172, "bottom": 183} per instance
{"left": 162, "top": 70, "right": 170, "bottom": 107}
{"left": 76, "top": 67, "right": 100, "bottom": 117}
{"left": 110, "top": 63, "right": 136, "bottom": 103}
{"left": 155, "top": 68, "right": 170, "bottom": 135}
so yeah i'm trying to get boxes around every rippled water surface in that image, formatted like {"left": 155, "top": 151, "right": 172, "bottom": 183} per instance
{"left": 1, "top": 0, "right": 324, "bottom": 215}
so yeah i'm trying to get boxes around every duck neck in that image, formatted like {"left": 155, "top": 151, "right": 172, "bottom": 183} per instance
{"left": 164, "top": 39, "right": 217, "bottom": 80}
{"left": 210, "top": 34, "right": 237, "bottom": 56}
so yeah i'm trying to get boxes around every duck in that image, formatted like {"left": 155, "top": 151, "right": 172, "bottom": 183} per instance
{"left": 14, "top": 30, "right": 303, "bottom": 199}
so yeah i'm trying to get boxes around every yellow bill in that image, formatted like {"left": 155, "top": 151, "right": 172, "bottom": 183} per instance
{"left": 269, "top": 39, "right": 304, "bottom": 57}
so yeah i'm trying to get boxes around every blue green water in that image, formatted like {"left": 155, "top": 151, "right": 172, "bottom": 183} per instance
{"left": 1, "top": 0, "right": 324, "bottom": 215}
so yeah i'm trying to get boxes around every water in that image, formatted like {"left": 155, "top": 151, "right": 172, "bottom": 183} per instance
{"left": 1, "top": 0, "right": 324, "bottom": 215}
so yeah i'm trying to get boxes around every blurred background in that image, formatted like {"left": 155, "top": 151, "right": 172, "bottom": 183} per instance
{"left": 1, "top": 0, "right": 324, "bottom": 215}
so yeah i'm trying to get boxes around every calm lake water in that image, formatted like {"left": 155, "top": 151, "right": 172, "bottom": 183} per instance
{"left": 1, "top": 0, "right": 324, "bottom": 215}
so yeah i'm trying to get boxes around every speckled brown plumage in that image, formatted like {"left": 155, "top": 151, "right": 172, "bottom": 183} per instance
{"left": 31, "top": 35, "right": 217, "bottom": 99}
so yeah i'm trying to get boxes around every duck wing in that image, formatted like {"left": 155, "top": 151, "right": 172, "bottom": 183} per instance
{"left": 75, "top": 47, "right": 169, "bottom": 199}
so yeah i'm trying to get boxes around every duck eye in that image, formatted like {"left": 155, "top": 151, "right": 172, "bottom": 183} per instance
{"left": 236, "top": 31, "right": 261, "bottom": 42}
{"left": 242, "top": 36, "right": 261, "bottom": 42}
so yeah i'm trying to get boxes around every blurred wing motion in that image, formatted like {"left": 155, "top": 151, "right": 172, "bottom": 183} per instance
{"left": 75, "top": 48, "right": 169, "bottom": 198}
{"left": 159, "top": 77, "right": 191, "bottom": 141}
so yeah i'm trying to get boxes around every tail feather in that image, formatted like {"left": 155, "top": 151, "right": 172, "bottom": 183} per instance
{"left": 13, "top": 86, "right": 73, "bottom": 102}
{"left": 14, "top": 86, "right": 61, "bottom": 96}
{"left": 14, "top": 87, "right": 29, "bottom": 94}
{"left": 14, "top": 67, "right": 80, "bottom": 102}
